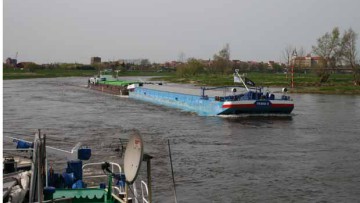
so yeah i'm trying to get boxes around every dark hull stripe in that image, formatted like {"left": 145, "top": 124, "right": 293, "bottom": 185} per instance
{"left": 222, "top": 104, "right": 256, "bottom": 108}
{"left": 222, "top": 104, "right": 294, "bottom": 108}
{"left": 219, "top": 107, "right": 294, "bottom": 115}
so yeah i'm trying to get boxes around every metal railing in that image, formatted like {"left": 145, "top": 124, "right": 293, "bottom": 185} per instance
{"left": 141, "top": 181, "right": 149, "bottom": 203}
{"left": 82, "top": 162, "right": 125, "bottom": 194}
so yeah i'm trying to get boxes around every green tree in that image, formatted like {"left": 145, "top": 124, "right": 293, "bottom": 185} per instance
{"left": 211, "top": 43, "right": 232, "bottom": 74}
{"left": 272, "top": 63, "right": 284, "bottom": 73}
{"left": 25, "top": 62, "right": 42, "bottom": 72}
{"left": 340, "top": 28, "right": 359, "bottom": 85}
{"left": 176, "top": 58, "right": 204, "bottom": 77}
{"left": 312, "top": 27, "right": 341, "bottom": 82}
{"left": 3, "top": 63, "right": 13, "bottom": 69}
{"left": 140, "top": 59, "right": 150, "bottom": 66}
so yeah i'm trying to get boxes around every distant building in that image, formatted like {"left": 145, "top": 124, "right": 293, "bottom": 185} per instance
{"left": 91, "top": 57, "right": 101, "bottom": 64}
{"left": 164, "top": 61, "right": 184, "bottom": 68}
{"left": 232, "top": 60, "right": 241, "bottom": 65}
{"left": 248, "top": 61, "right": 259, "bottom": 65}
{"left": 268, "top": 61, "right": 275, "bottom": 69}
{"left": 290, "top": 54, "right": 323, "bottom": 68}
{"left": 118, "top": 59, "right": 149, "bottom": 66}
{"left": 5, "top": 57, "right": 17, "bottom": 67}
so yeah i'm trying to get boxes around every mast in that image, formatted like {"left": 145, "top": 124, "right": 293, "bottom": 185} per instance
{"left": 234, "top": 69, "right": 249, "bottom": 91}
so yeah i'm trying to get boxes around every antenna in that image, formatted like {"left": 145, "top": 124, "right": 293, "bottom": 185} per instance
{"left": 123, "top": 134, "right": 144, "bottom": 184}
{"left": 168, "top": 139, "right": 178, "bottom": 203}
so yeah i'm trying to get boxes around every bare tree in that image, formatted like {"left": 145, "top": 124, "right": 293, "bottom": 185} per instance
{"left": 297, "top": 46, "right": 306, "bottom": 57}
{"left": 178, "top": 52, "right": 186, "bottom": 63}
{"left": 341, "top": 28, "right": 359, "bottom": 85}
{"left": 312, "top": 27, "right": 341, "bottom": 82}
{"left": 282, "top": 45, "right": 294, "bottom": 67}
{"left": 212, "top": 43, "right": 231, "bottom": 74}
{"left": 140, "top": 59, "right": 150, "bottom": 66}
{"left": 217, "top": 43, "right": 230, "bottom": 60}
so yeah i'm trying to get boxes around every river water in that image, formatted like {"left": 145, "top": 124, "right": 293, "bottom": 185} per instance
{"left": 3, "top": 77, "right": 360, "bottom": 202}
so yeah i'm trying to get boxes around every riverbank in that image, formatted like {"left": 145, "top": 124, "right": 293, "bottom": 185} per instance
{"left": 151, "top": 73, "right": 360, "bottom": 95}
{"left": 2, "top": 69, "right": 171, "bottom": 80}
{"left": 3, "top": 69, "right": 359, "bottom": 94}
{"left": 3, "top": 69, "right": 97, "bottom": 80}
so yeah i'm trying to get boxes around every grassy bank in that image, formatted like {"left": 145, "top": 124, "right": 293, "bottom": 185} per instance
{"left": 4, "top": 69, "right": 359, "bottom": 94}
{"left": 3, "top": 69, "right": 172, "bottom": 80}
{"left": 117, "top": 71, "right": 174, "bottom": 77}
{"left": 152, "top": 73, "right": 360, "bottom": 94}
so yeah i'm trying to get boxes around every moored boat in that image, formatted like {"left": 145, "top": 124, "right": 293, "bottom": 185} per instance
{"left": 3, "top": 131, "right": 152, "bottom": 203}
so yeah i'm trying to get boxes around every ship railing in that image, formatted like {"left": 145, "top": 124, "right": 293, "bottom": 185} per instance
{"left": 141, "top": 180, "right": 150, "bottom": 203}
{"left": 82, "top": 162, "right": 125, "bottom": 195}
{"left": 128, "top": 180, "right": 149, "bottom": 203}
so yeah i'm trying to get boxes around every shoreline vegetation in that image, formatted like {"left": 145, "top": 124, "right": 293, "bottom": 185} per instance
{"left": 2, "top": 68, "right": 171, "bottom": 80}
{"left": 3, "top": 27, "right": 359, "bottom": 95}
{"left": 3, "top": 68, "right": 359, "bottom": 94}
{"left": 151, "top": 73, "right": 360, "bottom": 95}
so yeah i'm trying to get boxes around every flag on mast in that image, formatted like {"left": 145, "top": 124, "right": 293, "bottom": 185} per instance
{"left": 244, "top": 77, "right": 256, "bottom": 86}
{"left": 234, "top": 75, "right": 241, "bottom": 83}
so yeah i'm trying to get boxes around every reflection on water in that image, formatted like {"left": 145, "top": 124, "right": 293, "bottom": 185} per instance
{"left": 3, "top": 77, "right": 360, "bottom": 203}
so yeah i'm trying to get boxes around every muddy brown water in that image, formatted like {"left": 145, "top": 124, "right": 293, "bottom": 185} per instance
{"left": 3, "top": 77, "right": 360, "bottom": 202}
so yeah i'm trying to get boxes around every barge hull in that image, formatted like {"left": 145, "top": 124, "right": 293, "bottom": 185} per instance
{"left": 220, "top": 100, "right": 294, "bottom": 114}
{"left": 129, "top": 87, "right": 223, "bottom": 116}
{"left": 88, "top": 84, "right": 129, "bottom": 95}
{"left": 129, "top": 87, "right": 294, "bottom": 116}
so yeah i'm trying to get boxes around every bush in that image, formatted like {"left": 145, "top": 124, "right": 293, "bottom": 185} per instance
{"left": 76, "top": 65, "right": 95, "bottom": 70}
{"left": 24, "top": 63, "right": 43, "bottom": 72}
{"left": 176, "top": 59, "right": 205, "bottom": 77}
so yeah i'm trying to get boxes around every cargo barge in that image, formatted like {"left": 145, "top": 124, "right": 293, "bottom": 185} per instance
{"left": 88, "top": 75, "right": 141, "bottom": 96}
{"left": 88, "top": 70, "right": 294, "bottom": 116}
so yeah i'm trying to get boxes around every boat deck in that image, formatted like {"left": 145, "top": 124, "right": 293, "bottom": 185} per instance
{"left": 141, "top": 83, "right": 247, "bottom": 97}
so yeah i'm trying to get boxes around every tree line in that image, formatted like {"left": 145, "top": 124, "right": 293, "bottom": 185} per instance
{"left": 176, "top": 44, "right": 286, "bottom": 77}
{"left": 177, "top": 27, "right": 359, "bottom": 86}
{"left": 286, "top": 27, "right": 359, "bottom": 85}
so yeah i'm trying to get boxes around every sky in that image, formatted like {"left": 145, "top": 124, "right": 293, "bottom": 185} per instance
{"left": 3, "top": 0, "right": 360, "bottom": 64}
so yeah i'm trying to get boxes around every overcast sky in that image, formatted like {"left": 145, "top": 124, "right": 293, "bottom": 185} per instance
{"left": 3, "top": 0, "right": 360, "bottom": 64}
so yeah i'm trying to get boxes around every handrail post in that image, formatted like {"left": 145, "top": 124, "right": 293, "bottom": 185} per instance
{"left": 143, "top": 154, "right": 153, "bottom": 203}
{"left": 107, "top": 175, "right": 112, "bottom": 200}
{"left": 125, "top": 183, "right": 128, "bottom": 203}
{"left": 147, "top": 158, "right": 152, "bottom": 203}
{"left": 44, "top": 134, "right": 48, "bottom": 188}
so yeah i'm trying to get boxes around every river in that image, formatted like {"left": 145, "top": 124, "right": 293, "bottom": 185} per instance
{"left": 3, "top": 77, "right": 360, "bottom": 202}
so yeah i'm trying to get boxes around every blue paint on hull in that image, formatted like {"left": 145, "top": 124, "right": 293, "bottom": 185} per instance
{"left": 129, "top": 87, "right": 224, "bottom": 116}
{"left": 129, "top": 87, "right": 294, "bottom": 116}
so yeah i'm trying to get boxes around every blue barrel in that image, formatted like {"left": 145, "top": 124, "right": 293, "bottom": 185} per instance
{"left": 99, "top": 183, "right": 106, "bottom": 189}
{"left": 67, "top": 160, "right": 83, "bottom": 180}
{"left": 78, "top": 148, "right": 91, "bottom": 160}
{"left": 62, "top": 172, "right": 75, "bottom": 188}
{"left": 16, "top": 140, "right": 33, "bottom": 149}
{"left": 44, "top": 187, "right": 56, "bottom": 200}
{"left": 115, "top": 173, "right": 126, "bottom": 187}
